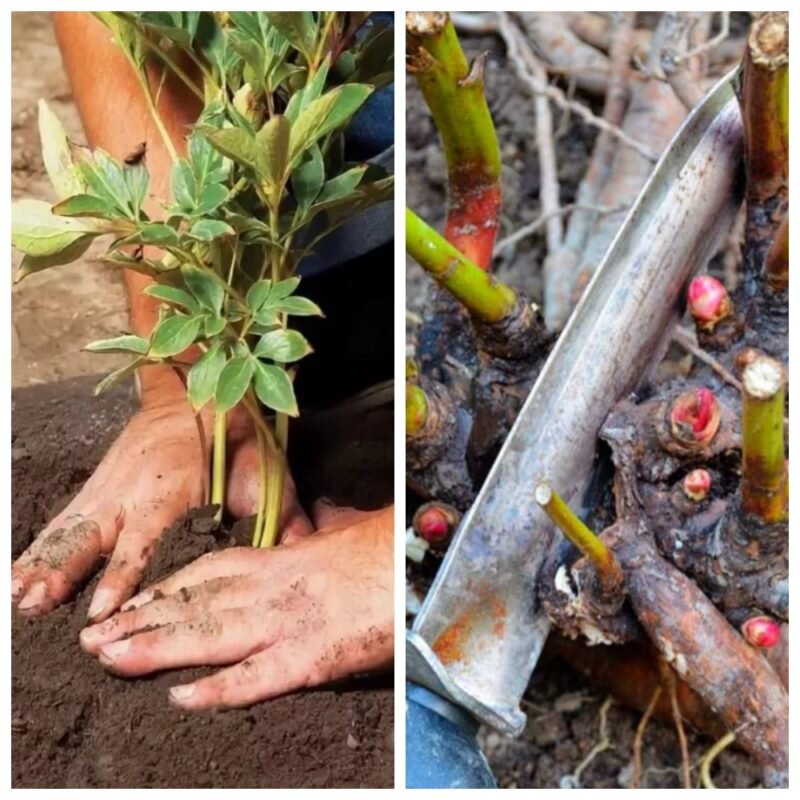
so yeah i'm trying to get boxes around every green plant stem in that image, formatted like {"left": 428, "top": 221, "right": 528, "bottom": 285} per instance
{"left": 251, "top": 424, "right": 269, "bottom": 547}
{"left": 142, "top": 38, "right": 205, "bottom": 101}
{"left": 406, "top": 11, "right": 501, "bottom": 268}
{"left": 406, "top": 208, "right": 517, "bottom": 322}
{"left": 535, "top": 483, "right": 624, "bottom": 594}
{"left": 211, "top": 410, "right": 226, "bottom": 522}
{"left": 741, "top": 355, "right": 787, "bottom": 522}
{"left": 241, "top": 392, "right": 286, "bottom": 548}
{"left": 127, "top": 57, "right": 179, "bottom": 164}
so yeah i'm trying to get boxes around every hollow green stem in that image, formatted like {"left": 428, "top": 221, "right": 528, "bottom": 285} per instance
{"left": 741, "top": 355, "right": 787, "bottom": 522}
{"left": 535, "top": 483, "right": 624, "bottom": 593}
{"left": 211, "top": 411, "right": 226, "bottom": 522}
{"left": 261, "top": 413, "right": 289, "bottom": 548}
{"left": 406, "top": 11, "right": 501, "bottom": 268}
{"left": 406, "top": 208, "right": 517, "bottom": 322}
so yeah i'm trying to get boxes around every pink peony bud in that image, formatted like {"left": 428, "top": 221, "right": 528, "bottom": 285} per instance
{"left": 670, "top": 388, "right": 720, "bottom": 445}
{"left": 412, "top": 502, "right": 461, "bottom": 550}
{"left": 687, "top": 275, "right": 733, "bottom": 331}
{"left": 683, "top": 469, "right": 711, "bottom": 501}
{"left": 741, "top": 616, "right": 781, "bottom": 649}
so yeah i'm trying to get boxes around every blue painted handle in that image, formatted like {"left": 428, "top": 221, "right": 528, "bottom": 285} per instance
{"left": 406, "top": 683, "right": 497, "bottom": 789}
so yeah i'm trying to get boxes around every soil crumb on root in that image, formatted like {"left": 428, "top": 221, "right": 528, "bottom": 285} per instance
{"left": 12, "top": 377, "right": 393, "bottom": 788}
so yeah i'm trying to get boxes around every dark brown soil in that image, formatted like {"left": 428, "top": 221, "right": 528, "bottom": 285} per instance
{"left": 406, "top": 22, "right": 761, "bottom": 789}
{"left": 12, "top": 376, "right": 393, "bottom": 788}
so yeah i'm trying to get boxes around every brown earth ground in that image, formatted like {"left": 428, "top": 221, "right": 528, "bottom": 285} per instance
{"left": 406, "top": 17, "right": 762, "bottom": 789}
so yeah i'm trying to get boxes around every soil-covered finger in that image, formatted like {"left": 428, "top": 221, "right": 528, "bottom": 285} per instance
{"left": 80, "top": 573, "right": 258, "bottom": 653}
{"left": 97, "top": 606, "right": 279, "bottom": 676}
{"left": 88, "top": 521, "right": 172, "bottom": 622}
{"left": 13, "top": 519, "right": 103, "bottom": 613}
{"left": 123, "top": 547, "right": 268, "bottom": 609}
{"left": 167, "top": 641, "right": 319, "bottom": 710}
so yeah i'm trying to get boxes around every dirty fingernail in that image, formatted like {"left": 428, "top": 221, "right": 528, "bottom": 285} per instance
{"left": 18, "top": 582, "right": 47, "bottom": 612}
{"left": 88, "top": 588, "right": 115, "bottom": 621}
{"left": 170, "top": 684, "right": 195, "bottom": 703}
{"left": 11, "top": 577, "right": 24, "bottom": 601}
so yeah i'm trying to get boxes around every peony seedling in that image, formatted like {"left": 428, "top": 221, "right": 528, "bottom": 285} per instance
{"left": 11, "top": 12, "right": 394, "bottom": 548}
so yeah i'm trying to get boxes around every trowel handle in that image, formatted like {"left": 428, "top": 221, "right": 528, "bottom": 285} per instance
{"left": 405, "top": 683, "right": 497, "bottom": 789}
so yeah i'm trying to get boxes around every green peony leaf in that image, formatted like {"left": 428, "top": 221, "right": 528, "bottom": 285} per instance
{"left": 254, "top": 114, "right": 291, "bottom": 192}
{"left": 15, "top": 236, "right": 96, "bottom": 282}
{"left": 93, "top": 356, "right": 146, "bottom": 395}
{"left": 203, "top": 312, "right": 226, "bottom": 337}
{"left": 84, "top": 334, "right": 150, "bottom": 354}
{"left": 264, "top": 12, "right": 316, "bottom": 61}
{"left": 215, "top": 355, "right": 256, "bottom": 412}
{"left": 187, "top": 341, "right": 226, "bottom": 410}
{"left": 52, "top": 194, "right": 119, "bottom": 220}
{"left": 143, "top": 284, "right": 198, "bottom": 311}
{"left": 291, "top": 144, "right": 324, "bottom": 210}
{"left": 288, "top": 84, "right": 372, "bottom": 166}
{"left": 12, "top": 199, "right": 104, "bottom": 257}
{"left": 37, "top": 100, "right": 85, "bottom": 199}
{"left": 266, "top": 276, "right": 300, "bottom": 301}
{"left": 181, "top": 263, "right": 225, "bottom": 313}
{"left": 189, "top": 218, "right": 235, "bottom": 242}
{"left": 149, "top": 314, "right": 202, "bottom": 358}
{"left": 270, "top": 295, "right": 323, "bottom": 317}
{"left": 253, "top": 329, "right": 312, "bottom": 362}
{"left": 253, "top": 361, "right": 298, "bottom": 416}
{"left": 246, "top": 279, "right": 272, "bottom": 312}
{"left": 205, "top": 127, "right": 258, "bottom": 171}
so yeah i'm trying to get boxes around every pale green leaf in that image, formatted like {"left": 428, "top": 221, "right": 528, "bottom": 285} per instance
{"left": 253, "top": 361, "right": 298, "bottom": 416}
{"left": 271, "top": 296, "right": 324, "bottom": 317}
{"left": 187, "top": 342, "right": 226, "bottom": 410}
{"left": 288, "top": 84, "right": 372, "bottom": 166}
{"left": 94, "top": 356, "right": 146, "bottom": 395}
{"left": 12, "top": 199, "right": 104, "bottom": 257}
{"left": 149, "top": 314, "right": 202, "bottom": 358}
{"left": 38, "top": 99, "right": 85, "bottom": 199}
{"left": 267, "top": 276, "right": 301, "bottom": 301}
{"left": 181, "top": 264, "right": 225, "bottom": 313}
{"left": 84, "top": 334, "right": 149, "bottom": 354}
{"left": 253, "top": 329, "right": 312, "bottom": 362}
{"left": 215, "top": 355, "right": 256, "bottom": 412}
{"left": 255, "top": 115, "right": 291, "bottom": 189}
{"left": 15, "top": 236, "right": 95, "bottom": 282}
{"left": 143, "top": 284, "right": 198, "bottom": 311}
{"left": 189, "top": 219, "right": 235, "bottom": 241}
{"left": 291, "top": 144, "right": 324, "bottom": 210}
{"left": 246, "top": 279, "right": 272, "bottom": 312}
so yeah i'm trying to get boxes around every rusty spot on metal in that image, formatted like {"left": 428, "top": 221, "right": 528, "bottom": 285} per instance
{"left": 431, "top": 589, "right": 508, "bottom": 665}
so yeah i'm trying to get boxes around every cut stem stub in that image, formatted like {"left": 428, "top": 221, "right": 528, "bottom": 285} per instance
{"left": 535, "top": 482, "right": 624, "bottom": 595}
{"left": 740, "top": 354, "right": 787, "bottom": 523}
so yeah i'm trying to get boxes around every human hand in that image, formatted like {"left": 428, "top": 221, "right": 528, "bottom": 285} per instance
{"left": 12, "top": 393, "right": 311, "bottom": 620}
{"left": 79, "top": 505, "right": 394, "bottom": 709}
